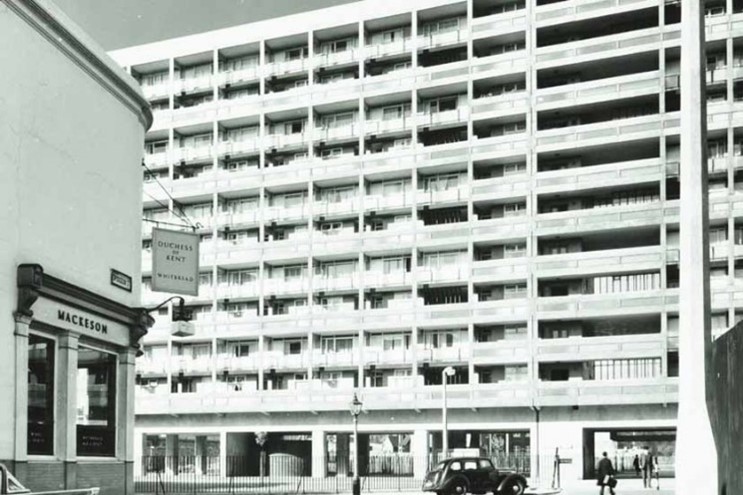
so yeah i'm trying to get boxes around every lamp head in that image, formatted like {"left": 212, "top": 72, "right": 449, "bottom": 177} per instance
{"left": 443, "top": 366, "right": 456, "bottom": 377}
{"left": 349, "top": 392, "right": 363, "bottom": 417}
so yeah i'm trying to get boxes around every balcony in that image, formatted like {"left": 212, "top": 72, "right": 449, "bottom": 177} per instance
{"left": 535, "top": 0, "right": 657, "bottom": 27}
{"left": 471, "top": 257, "right": 528, "bottom": 284}
{"left": 136, "top": 358, "right": 169, "bottom": 376}
{"left": 536, "top": 334, "right": 665, "bottom": 362}
{"left": 263, "top": 203, "right": 309, "bottom": 222}
{"left": 265, "top": 58, "right": 309, "bottom": 77}
{"left": 536, "top": 114, "right": 674, "bottom": 152}
{"left": 418, "top": 25, "right": 469, "bottom": 50}
{"left": 471, "top": 91, "right": 529, "bottom": 119}
{"left": 364, "top": 191, "right": 414, "bottom": 211}
{"left": 314, "top": 196, "right": 361, "bottom": 217}
{"left": 171, "top": 355, "right": 213, "bottom": 375}
{"left": 417, "top": 107, "right": 470, "bottom": 128}
{"left": 141, "top": 81, "right": 171, "bottom": 100}
{"left": 217, "top": 66, "right": 260, "bottom": 86}
{"left": 216, "top": 354, "right": 261, "bottom": 372}
{"left": 214, "top": 238, "right": 261, "bottom": 264}
{"left": 364, "top": 38, "right": 412, "bottom": 59}
{"left": 172, "top": 145, "right": 214, "bottom": 164}
{"left": 175, "top": 74, "right": 213, "bottom": 94}
{"left": 265, "top": 132, "right": 309, "bottom": 150}
{"left": 314, "top": 48, "right": 359, "bottom": 68}
{"left": 313, "top": 272, "right": 360, "bottom": 292}
{"left": 364, "top": 270, "right": 412, "bottom": 289}
{"left": 217, "top": 209, "right": 260, "bottom": 228}
{"left": 535, "top": 377, "right": 678, "bottom": 407}
{"left": 263, "top": 351, "right": 311, "bottom": 370}
{"left": 312, "top": 350, "right": 357, "bottom": 367}
{"left": 535, "top": 27, "right": 674, "bottom": 69}
{"left": 471, "top": 340, "right": 529, "bottom": 365}
{"left": 363, "top": 347, "right": 413, "bottom": 366}
{"left": 215, "top": 282, "right": 259, "bottom": 300}
{"left": 365, "top": 116, "right": 412, "bottom": 136}
{"left": 471, "top": 175, "right": 529, "bottom": 202}
{"left": 417, "top": 264, "right": 468, "bottom": 284}
{"left": 417, "top": 345, "right": 470, "bottom": 363}
{"left": 536, "top": 288, "right": 677, "bottom": 319}
{"left": 535, "top": 71, "right": 661, "bottom": 111}
{"left": 144, "top": 150, "right": 170, "bottom": 168}
{"left": 263, "top": 277, "right": 310, "bottom": 296}
{"left": 536, "top": 157, "right": 664, "bottom": 194}
{"left": 535, "top": 200, "right": 669, "bottom": 236}
{"left": 535, "top": 245, "right": 664, "bottom": 279}
{"left": 472, "top": 10, "right": 526, "bottom": 40}
{"left": 315, "top": 122, "right": 360, "bottom": 142}
{"left": 217, "top": 137, "right": 261, "bottom": 157}
{"left": 262, "top": 236, "right": 311, "bottom": 261}
{"left": 417, "top": 185, "right": 470, "bottom": 205}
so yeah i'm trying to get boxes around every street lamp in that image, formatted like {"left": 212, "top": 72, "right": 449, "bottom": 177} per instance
{"left": 349, "top": 393, "right": 363, "bottom": 495}
{"left": 441, "top": 366, "right": 456, "bottom": 459}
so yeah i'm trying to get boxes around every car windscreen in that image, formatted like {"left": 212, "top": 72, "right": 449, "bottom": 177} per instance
{"left": 434, "top": 461, "right": 448, "bottom": 471}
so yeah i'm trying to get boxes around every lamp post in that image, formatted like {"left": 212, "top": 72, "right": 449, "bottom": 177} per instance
{"left": 349, "top": 393, "right": 363, "bottom": 495}
{"left": 441, "top": 366, "right": 456, "bottom": 459}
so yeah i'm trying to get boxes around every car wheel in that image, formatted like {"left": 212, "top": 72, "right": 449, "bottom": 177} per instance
{"left": 500, "top": 479, "right": 525, "bottom": 495}
{"left": 450, "top": 480, "right": 468, "bottom": 495}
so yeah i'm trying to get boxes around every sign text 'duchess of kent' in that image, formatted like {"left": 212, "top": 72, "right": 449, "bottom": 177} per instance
{"left": 151, "top": 228, "right": 200, "bottom": 296}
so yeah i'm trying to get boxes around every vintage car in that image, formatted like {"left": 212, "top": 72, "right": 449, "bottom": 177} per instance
{"left": 422, "top": 457, "right": 528, "bottom": 495}
{"left": 0, "top": 464, "right": 99, "bottom": 495}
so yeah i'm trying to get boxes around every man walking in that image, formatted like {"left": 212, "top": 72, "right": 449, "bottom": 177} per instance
{"left": 596, "top": 452, "right": 616, "bottom": 495}
{"left": 640, "top": 447, "right": 651, "bottom": 488}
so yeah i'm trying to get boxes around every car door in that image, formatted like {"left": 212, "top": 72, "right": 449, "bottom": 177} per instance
{"left": 463, "top": 459, "right": 482, "bottom": 492}
{"left": 478, "top": 458, "right": 498, "bottom": 493}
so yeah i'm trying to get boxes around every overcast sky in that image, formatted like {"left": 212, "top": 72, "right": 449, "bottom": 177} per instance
{"left": 54, "top": 0, "right": 358, "bottom": 50}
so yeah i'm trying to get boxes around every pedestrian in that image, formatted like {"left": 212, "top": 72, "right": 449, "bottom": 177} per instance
{"left": 596, "top": 452, "right": 616, "bottom": 495}
{"left": 651, "top": 454, "right": 660, "bottom": 490}
{"left": 641, "top": 447, "right": 651, "bottom": 488}
{"left": 632, "top": 454, "right": 641, "bottom": 478}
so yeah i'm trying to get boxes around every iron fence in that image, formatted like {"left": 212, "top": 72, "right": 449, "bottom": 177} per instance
{"left": 136, "top": 454, "right": 531, "bottom": 494}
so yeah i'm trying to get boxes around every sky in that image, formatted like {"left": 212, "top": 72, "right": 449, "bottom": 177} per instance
{"left": 53, "top": 0, "right": 358, "bottom": 50}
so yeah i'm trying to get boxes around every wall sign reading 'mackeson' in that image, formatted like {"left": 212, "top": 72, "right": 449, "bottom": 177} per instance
{"left": 57, "top": 310, "right": 107, "bottom": 334}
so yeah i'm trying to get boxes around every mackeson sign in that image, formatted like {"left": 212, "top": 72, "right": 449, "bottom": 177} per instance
{"left": 152, "top": 228, "right": 200, "bottom": 296}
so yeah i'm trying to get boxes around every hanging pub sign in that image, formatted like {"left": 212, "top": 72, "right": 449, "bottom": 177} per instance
{"left": 151, "top": 228, "right": 200, "bottom": 296}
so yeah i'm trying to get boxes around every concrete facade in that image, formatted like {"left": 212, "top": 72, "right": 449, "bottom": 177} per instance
{"left": 0, "top": 1, "right": 152, "bottom": 494}
{"left": 108, "top": 0, "right": 743, "bottom": 485}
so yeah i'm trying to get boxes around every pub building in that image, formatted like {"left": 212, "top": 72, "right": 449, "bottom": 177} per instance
{"left": 1, "top": 1, "right": 152, "bottom": 494}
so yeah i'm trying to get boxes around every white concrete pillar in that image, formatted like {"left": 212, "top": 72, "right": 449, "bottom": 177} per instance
{"left": 677, "top": 1, "right": 718, "bottom": 494}
{"left": 219, "top": 431, "right": 228, "bottom": 477}
{"left": 413, "top": 429, "right": 429, "bottom": 478}
{"left": 311, "top": 429, "right": 326, "bottom": 477}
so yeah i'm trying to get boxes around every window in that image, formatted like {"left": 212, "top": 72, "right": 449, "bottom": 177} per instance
{"left": 382, "top": 104, "right": 411, "bottom": 120}
{"left": 285, "top": 47, "right": 308, "bottom": 61}
{"left": 429, "top": 96, "right": 458, "bottom": 113}
{"left": 77, "top": 347, "right": 117, "bottom": 456}
{"left": 382, "top": 29, "right": 401, "bottom": 43}
{"left": 463, "top": 460, "right": 478, "bottom": 471}
{"left": 287, "top": 341, "right": 302, "bottom": 355}
{"left": 28, "top": 334, "right": 55, "bottom": 455}
{"left": 284, "top": 266, "right": 303, "bottom": 280}
{"left": 145, "top": 140, "right": 168, "bottom": 154}
{"left": 283, "top": 121, "right": 305, "bottom": 135}
{"left": 479, "top": 459, "right": 494, "bottom": 469}
{"left": 449, "top": 461, "right": 462, "bottom": 472}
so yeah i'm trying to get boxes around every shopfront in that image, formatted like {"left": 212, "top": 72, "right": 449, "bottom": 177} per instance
{"left": 12, "top": 264, "right": 152, "bottom": 495}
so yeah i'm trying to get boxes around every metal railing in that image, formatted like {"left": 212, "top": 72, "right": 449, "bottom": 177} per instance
{"left": 136, "top": 454, "right": 531, "bottom": 494}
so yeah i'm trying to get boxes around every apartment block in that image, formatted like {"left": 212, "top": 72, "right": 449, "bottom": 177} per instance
{"left": 109, "top": 0, "right": 743, "bottom": 483}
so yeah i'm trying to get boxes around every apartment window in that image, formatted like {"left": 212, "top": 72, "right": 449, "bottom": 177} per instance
{"left": 285, "top": 47, "right": 308, "bottom": 61}
{"left": 590, "top": 357, "right": 662, "bottom": 381}
{"left": 322, "top": 337, "right": 353, "bottom": 353}
{"left": 28, "top": 334, "right": 55, "bottom": 455}
{"left": 77, "top": 347, "right": 117, "bottom": 457}
{"left": 708, "top": 140, "right": 728, "bottom": 158}
{"left": 710, "top": 227, "right": 728, "bottom": 244}
{"left": 504, "top": 284, "right": 527, "bottom": 299}
{"left": 283, "top": 121, "right": 305, "bottom": 134}
{"left": 287, "top": 341, "right": 302, "bottom": 355}
{"left": 142, "top": 71, "right": 168, "bottom": 86}
{"left": 381, "top": 180, "right": 405, "bottom": 195}
{"left": 382, "top": 29, "right": 402, "bottom": 43}
{"left": 392, "top": 61, "right": 412, "bottom": 71}
{"left": 233, "top": 342, "right": 252, "bottom": 357}
{"left": 321, "top": 148, "right": 344, "bottom": 159}
{"left": 382, "top": 104, "right": 411, "bottom": 120}
{"left": 504, "top": 203, "right": 526, "bottom": 217}
{"left": 503, "top": 162, "right": 526, "bottom": 176}
{"left": 284, "top": 266, "right": 303, "bottom": 280}
{"left": 325, "top": 39, "right": 351, "bottom": 53}
{"left": 322, "top": 185, "right": 355, "bottom": 202}
{"left": 283, "top": 192, "right": 306, "bottom": 207}
{"left": 145, "top": 140, "right": 168, "bottom": 154}
{"left": 504, "top": 243, "right": 527, "bottom": 258}
{"left": 223, "top": 55, "right": 258, "bottom": 72}
{"left": 425, "top": 173, "right": 461, "bottom": 191}
{"left": 323, "top": 112, "right": 354, "bottom": 128}
{"left": 319, "top": 221, "right": 343, "bottom": 234}
{"left": 422, "top": 18, "right": 461, "bottom": 36}
{"left": 382, "top": 335, "right": 409, "bottom": 350}
{"left": 429, "top": 96, "right": 458, "bottom": 113}
{"left": 382, "top": 257, "right": 409, "bottom": 274}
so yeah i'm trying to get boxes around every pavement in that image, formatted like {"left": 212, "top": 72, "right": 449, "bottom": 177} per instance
{"left": 534, "top": 477, "right": 675, "bottom": 495}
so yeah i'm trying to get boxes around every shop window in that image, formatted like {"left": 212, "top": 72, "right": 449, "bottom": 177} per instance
{"left": 28, "top": 334, "right": 55, "bottom": 455}
{"left": 76, "top": 347, "right": 117, "bottom": 457}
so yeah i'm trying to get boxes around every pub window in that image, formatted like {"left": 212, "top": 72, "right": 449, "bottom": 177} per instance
{"left": 77, "top": 347, "right": 117, "bottom": 457}
{"left": 28, "top": 334, "right": 55, "bottom": 455}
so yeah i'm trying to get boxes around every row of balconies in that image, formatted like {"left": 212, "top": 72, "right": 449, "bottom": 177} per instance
{"left": 133, "top": 376, "right": 679, "bottom": 414}
{"left": 140, "top": 289, "right": 688, "bottom": 343}
{"left": 138, "top": 332, "right": 667, "bottom": 376}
